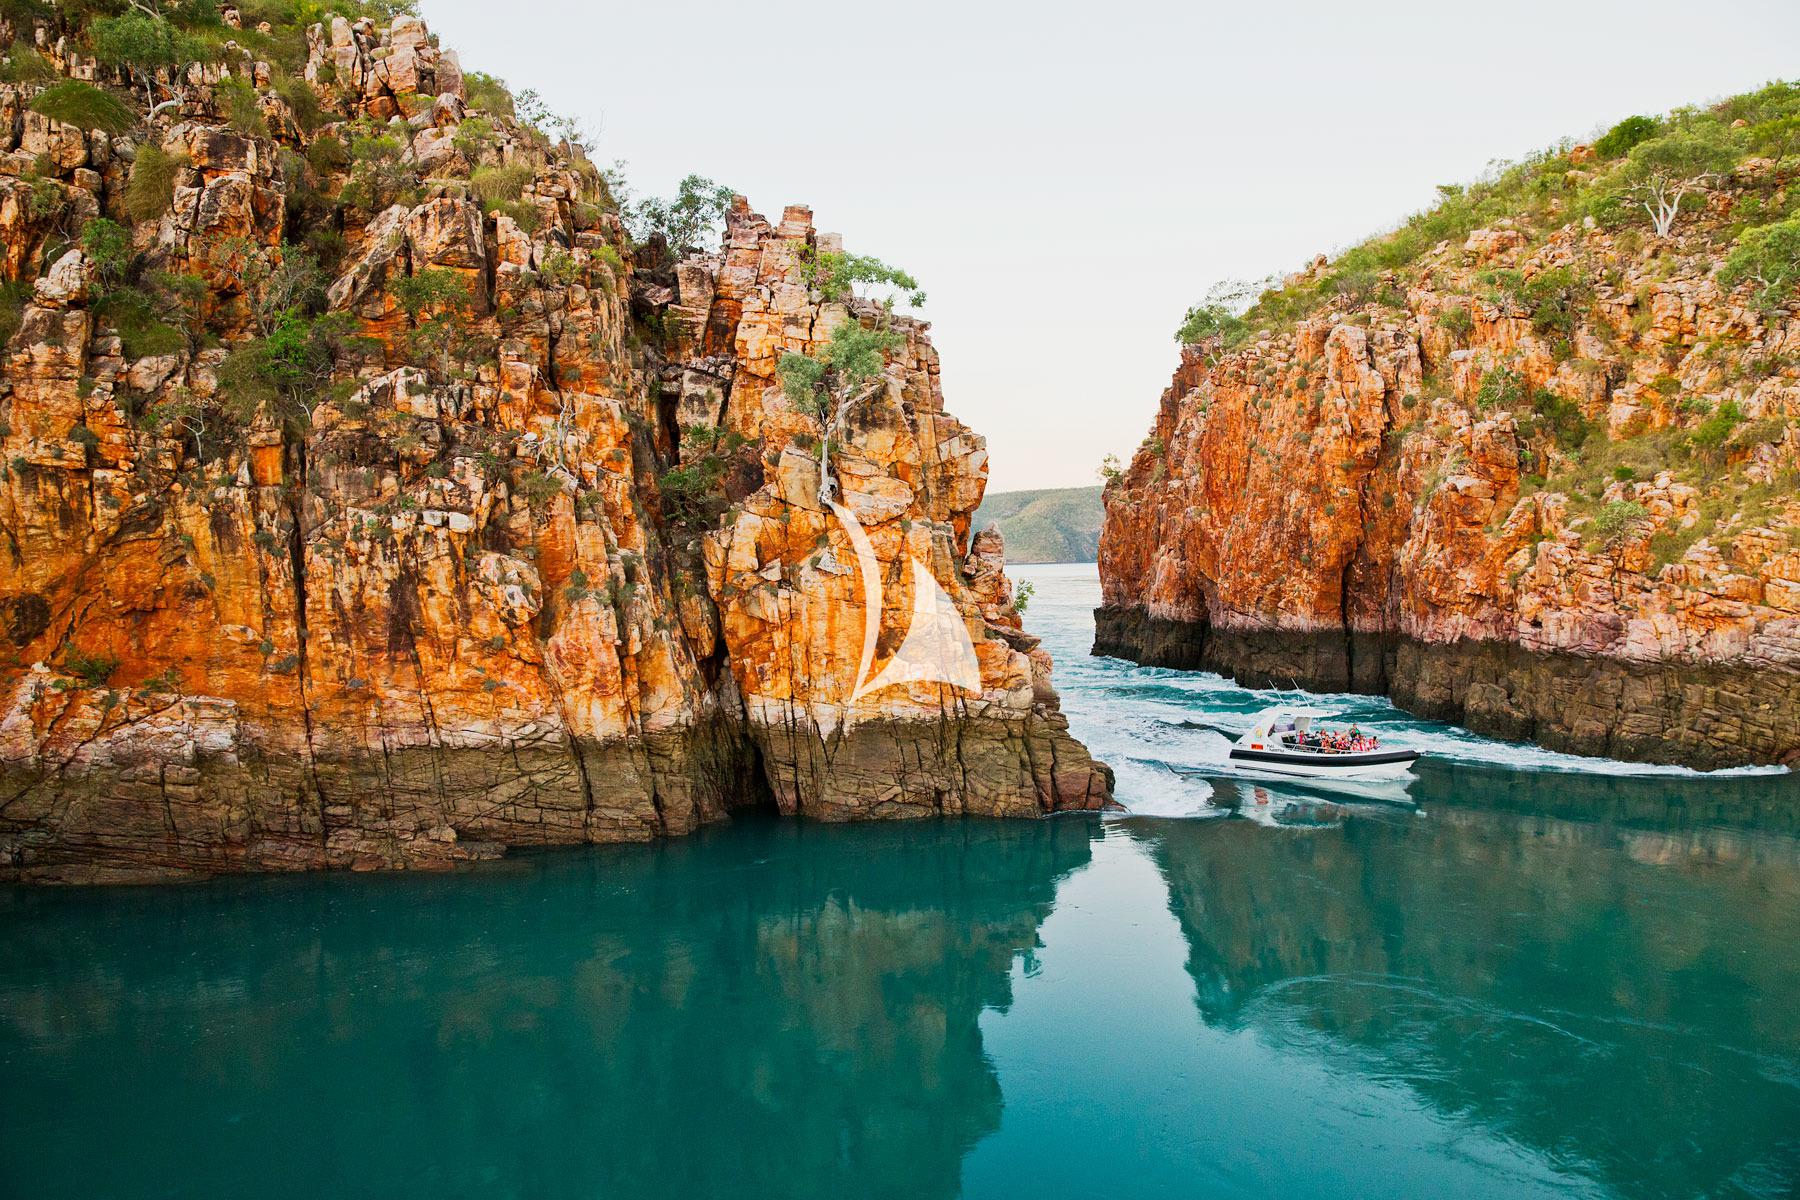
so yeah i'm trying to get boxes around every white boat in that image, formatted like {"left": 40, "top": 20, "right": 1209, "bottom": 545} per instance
{"left": 1226, "top": 706, "right": 1419, "bottom": 780}
{"left": 1169, "top": 763, "right": 1419, "bottom": 808}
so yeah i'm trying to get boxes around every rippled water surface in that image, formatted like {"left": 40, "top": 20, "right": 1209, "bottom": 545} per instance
{"left": 3, "top": 564, "right": 1797, "bottom": 1199}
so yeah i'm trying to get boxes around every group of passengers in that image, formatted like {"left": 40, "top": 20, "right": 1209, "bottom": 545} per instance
{"left": 1299, "top": 725, "right": 1379, "bottom": 754}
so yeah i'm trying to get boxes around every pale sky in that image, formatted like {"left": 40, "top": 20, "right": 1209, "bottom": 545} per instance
{"left": 422, "top": 0, "right": 1800, "bottom": 492}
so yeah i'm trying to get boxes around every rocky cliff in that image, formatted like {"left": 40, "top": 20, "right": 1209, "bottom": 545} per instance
{"left": 0, "top": 4, "right": 1109, "bottom": 882}
{"left": 1101, "top": 91, "right": 1800, "bottom": 767}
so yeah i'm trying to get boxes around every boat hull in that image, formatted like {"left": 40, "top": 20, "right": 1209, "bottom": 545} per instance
{"left": 1227, "top": 746, "right": 1420, "bottom": 780}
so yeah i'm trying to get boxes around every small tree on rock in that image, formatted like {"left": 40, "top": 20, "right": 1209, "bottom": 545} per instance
{"left": 1594, "top": 499, "right": 1653, "bottom": 574}
{"left": 793, "top": 244, "right": 925, "bottom": 308}
{"left": 1748, "top": 115, "right": 1800, "bottom": 170}
{"left": 1624, "top": 128, "right": 1735, "bottom": 237}
{"left": 777, "top": 319, "right": 905, "bottom": 506}
{"left": 629, "top": 174, "right": 734, "bottom": 261}
{"left": 1721, "top": 216, "right": 1800, "bottom": 311}
{"left": 1174, "top": 279, "right": 1257, "bottom": 357}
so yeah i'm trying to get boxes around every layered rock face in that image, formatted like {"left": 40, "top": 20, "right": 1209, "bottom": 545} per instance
{"left": 0, "top": 11, "right": 1108, "bottom": 882}
{"left": 1101, "top": 145, "right": 1800, "bottom": 767}
{"left": 673, "top": 205, "right": 1111, "bottom": 821}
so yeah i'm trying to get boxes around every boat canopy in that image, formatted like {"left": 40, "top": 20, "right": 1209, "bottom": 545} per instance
{"left": 1246, "top": 707, "right": 1334, "bottom": 739}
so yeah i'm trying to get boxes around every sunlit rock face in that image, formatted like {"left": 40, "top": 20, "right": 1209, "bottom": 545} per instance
{"left": 1100, "top": 193, "right": 1800, "bottom": 768}
{"left": 0, "top": 14, "right": 1109, "bottom": 883}
{"left": 674, "top": 202, "right": 1111, "bottom": 821}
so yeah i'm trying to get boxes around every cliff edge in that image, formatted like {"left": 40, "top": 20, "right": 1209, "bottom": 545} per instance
{"left": 1101, "top": 91, "right": 1800, "bottom": 768}
{"left": 0, "top": 5, "right": 1110, "bottom": 882}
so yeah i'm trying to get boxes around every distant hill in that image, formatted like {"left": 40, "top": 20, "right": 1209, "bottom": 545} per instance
{"left": 973, "top": 487, "right": 1104, "bottom": 563}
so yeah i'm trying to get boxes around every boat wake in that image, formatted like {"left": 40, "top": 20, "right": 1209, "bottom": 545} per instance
{"left": 1157, "top": 709, "right": 1789, "bottom": 780}
{"left": 1011, "top": 564, "right": 1788, "bottom": 821}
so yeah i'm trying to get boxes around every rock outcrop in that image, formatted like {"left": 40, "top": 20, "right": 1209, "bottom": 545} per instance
{"left": 676, "top": 201, "right": 1111, "bottom": 822}
{"left": 0, "top": 8, "right": 1109, "bottom": 882}
{"left": 1101, "top": 105, "right": 1800, "bottom": 768}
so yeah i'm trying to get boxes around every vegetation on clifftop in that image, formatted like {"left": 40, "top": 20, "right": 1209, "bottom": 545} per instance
{"left": 1154, "top": 77, "right": 1800, "bottom": 571}
{"left": 1178, "top": 80, "right": 1800, "bottom": 348}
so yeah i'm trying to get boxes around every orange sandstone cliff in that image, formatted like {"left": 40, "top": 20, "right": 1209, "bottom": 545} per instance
{"left": 0, "top": 8, "right": 1110, "bottom": 882}
{"left": 1101, "top": 97, "right": 1800, "bottom": 768}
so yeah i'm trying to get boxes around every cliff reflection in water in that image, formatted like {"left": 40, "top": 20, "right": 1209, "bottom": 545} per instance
{"left": 5, "top": 765, "right": 1799, "bottom": 1199}
{"left": 0, "top": 818, "right": 1098, "bottom": 1200}
{"left": 1139, "top": 768, "right": 1800, "bottom": 1199}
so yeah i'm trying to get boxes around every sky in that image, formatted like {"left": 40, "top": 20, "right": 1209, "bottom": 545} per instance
{"left": 422, "top": 0, "right": 1800, "bottom": 492}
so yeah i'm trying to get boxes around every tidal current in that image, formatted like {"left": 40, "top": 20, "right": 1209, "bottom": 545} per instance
{"left": 2, "top": 564, "right": 1795, "bottom": 1198}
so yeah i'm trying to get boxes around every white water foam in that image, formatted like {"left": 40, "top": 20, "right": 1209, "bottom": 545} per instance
{"left": 1154, "top": 686, "right": 1791, "bottom": 780}
{"left": 1009, "top": 563, "right": 1788, "bottom": 820}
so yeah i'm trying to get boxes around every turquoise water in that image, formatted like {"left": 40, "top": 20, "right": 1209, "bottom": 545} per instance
{"left": 3, "top": 564, "right": 1798, "bottom": 1198}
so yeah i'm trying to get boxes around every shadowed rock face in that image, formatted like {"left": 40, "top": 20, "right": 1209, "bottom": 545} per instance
{"left": 1100, "top": 178, "right": 1800, "bottom": 767}
{"left": 0, "top": 13, "right": 1109, "bottom": 882}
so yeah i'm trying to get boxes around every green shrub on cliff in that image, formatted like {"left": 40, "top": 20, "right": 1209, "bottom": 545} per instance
{"left": 657, "top": 458, "right": 729, "bottom": 528}
{"left": 62, "top": 645, "right": 121, "bottom": 687}
{"left": 1174, "top": 301, "right": 1246, "bottom": 347}
{"left": 272, "top": 70, "right": 321, "bottom": 131}
{"left": 793, "top": 244, "right": 926, "bottom": 308}
{"left": 1475, "top": 367, "right": 1526, "bottom": 411}
{"left": 1721, "top": 217, "right": 1800, "bottom": 310}
{"left": 471, "top": 162, "right": 534, "bottom": 207}
{"left": 464, "top": 71, "right": 516, "bottom": 119}
{"left": 1690, "top": 399, "right": 1744, "bottom": 455}
{"left": 1746, "top": 115, "right": 1800, "bottom": 168}
{"left": 96, "top": 286, "right": 189, "bottom": 358}
{"left": 0, "top": 279, "right": 29, "bottom": 345}
{"left": 339, "top": 127, "right": 418, "bottom": 211}
{"left": 216, "top": 75, "right": 269, "bottom": 137}
{"left": 389, "top": 269, "right": 485, "bottom": 375}
{"left": 391, "top": 268, "right": 471, "bottom": 322}
{"left": 89, "top": 11, "right": 208, "bottom": 73}
{"left": 1717, "top": 79, "right": 1800, "bottom": 127}
{"left": 452, "top": 116, "right": 497, "bottom": 161}
{"left": 80, "top": 219, "right": 208, "bottom": 358}
{"left": 80, "top": 218, "right": 132, "bottom": 282}
{"left": 777, "top": 320, "right": 903, "bottom": 421}
{"left": 1595, "top": 115, "right": 1659, "bottom": 160}
{"left": 217, "top": 309, "right": 358, "bottom": 433}
{"left": 1436, "top": 305, "right": 1473, "bottom": 340}
{"left": 1518, "top": 268, "right": 1590, "bottom": 339}
{"left": 1620, "top": 127, "right": 1738, "bottom": 238}
{"left": 628, "top": 174, "right": 734, "bottom": 259}
{"left": 1531, "top": 389, "right": 1594, "bottom": 451}
{"left": 1592, "top": 500, "right": 1652, "bottom": 557}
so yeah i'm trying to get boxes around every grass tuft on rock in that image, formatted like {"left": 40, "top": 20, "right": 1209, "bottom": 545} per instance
{"left": 124, "top": 144, "right": 187, "bottom": 223}
{"left": 29, "top": 80, "right": 136, "bottom": 135}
